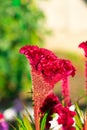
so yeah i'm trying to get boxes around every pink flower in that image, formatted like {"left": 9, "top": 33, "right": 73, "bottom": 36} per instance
{"left": 53, "top": 105, "right": 76, "bottom": 130}
{"left": 20, "top": 45, "right": 75, "bottom": 85}
{"left": 19, "top": 45, "right": 75, "bottom": 130}
{"left": 40, "top": 93, "right": 76, "bottom": 130}
{"left": 79, "top": 41, "right": 87, "bottom": 95}
{"left": 40, "top": 92, "right": 60, "bottom": 129}
{"left": 20, "top": 45, "right": 61, "bottom": 130}
{"left": 0, "top": 113, "right": 9, "bottom": 130}
{"left": 20, "top": 45, "right": 61, "bottom": 85}
{"left": 79, "top": 41, "right": 87, "bottom": 57}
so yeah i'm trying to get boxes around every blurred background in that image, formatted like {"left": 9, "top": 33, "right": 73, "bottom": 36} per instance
{"left": 0, "top": 0, "right": 87, "bottom": 129}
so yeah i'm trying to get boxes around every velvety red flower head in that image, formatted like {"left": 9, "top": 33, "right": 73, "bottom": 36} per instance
{"left": 53, "top": 105, "right": 76, "bottom": 130}
{"left": 19, "top": 45, "right": 75, "bottom": 85}
{"left": 79, "top": 41, "right": 87, "bottom": 57}
{"left": 40, "top": 93, "right": 76, "bottom": 130}
{"left": 40, "top": 92, "right": 60, "bottom": 129}
{"left": 40, "top": 92, "right": 60, "bottom": 113}
{"left": 19, "top": 45, "right": 60, "bottom": 84}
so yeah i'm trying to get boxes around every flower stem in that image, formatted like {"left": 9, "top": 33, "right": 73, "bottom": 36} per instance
{"left": 34, "top": 103, "right": 40, "bottom": 130}
{"left": 62, "top": 76, "right": 70, "bottom": 106}
{"left": 31, "top": 69, "right": 53, "bottom": 130}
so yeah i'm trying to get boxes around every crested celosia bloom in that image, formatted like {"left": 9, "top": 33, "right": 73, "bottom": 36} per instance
{"left": 40, "top": 92, "right": 60, "bottom": 129}
{"left": 40, "top": 93, "right": 76, "bottom": 130}
{"left": 20, "top": 45, "right": 62, "bottom": 130}
{"left": 20, "top": 45, "right": 75, "bottom": 85}
{"left": 18, "top": 42, "right": 87, "bottom": 130}
{"left": 79, "top": 41, "right": 87, "bottom": 95}
{"left": 19, "top": 45, "right": 75, "bottom": 130}
{"left": 55, "top": 105, "right": 76, "bottom": 130}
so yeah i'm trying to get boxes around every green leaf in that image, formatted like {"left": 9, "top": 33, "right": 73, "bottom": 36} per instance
{"left": 23, "top": 105, "right": 34, "bottom": 125}
{"left": 75, "top": 125, "right": 81, "bottom": 130}
{"left": 23, "top": 114, "right": 33, "bottom": 130}
{"left": 75, "top": 103, "right": 83, "bottom": 119}
{"left": 40, "top": 111, "right": 49, "bottom": 130}
{"left": 75, "top": 103, "right": 83, "bottom": 130}
{"left": 16, "top": 117, "right": 26, "bottom": 130}
{"left": 75, "top": 115, "right": 82, "bottom": 130}
{"left": 19, "top": 126, "right": 24, "bottom": 130}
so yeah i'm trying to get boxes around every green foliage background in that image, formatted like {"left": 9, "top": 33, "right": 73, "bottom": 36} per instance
{"left": 0, "top": 0, "right": 47, "bottom": 104}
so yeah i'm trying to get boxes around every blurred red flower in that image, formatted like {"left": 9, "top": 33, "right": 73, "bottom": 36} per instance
{"left": 79, "top": 41, "right": 87, "bottom": 57}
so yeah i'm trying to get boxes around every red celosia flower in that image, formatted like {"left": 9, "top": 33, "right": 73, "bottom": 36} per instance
{"left": 40, "top": 92, "right": 60, "bottom": 129}
{"left": 79, "top": 41, "right": 87, "bottom": 57}
{"left": 53, "top": 105, "right": 76, "bottom": 130}
{"left": 20, "top": 45, "right": 75, "bottom": 85}
{"left": 40, "top": 92, "right": 60, "bottom": 113}
{"left": 40, "top": 93, "right": 76, "bottom": 130}
{"left": 79, "top": 41, "right": 87, "bottom": 95}
{"left": 19, "top": 45, "right": 75, "bottom": 130}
